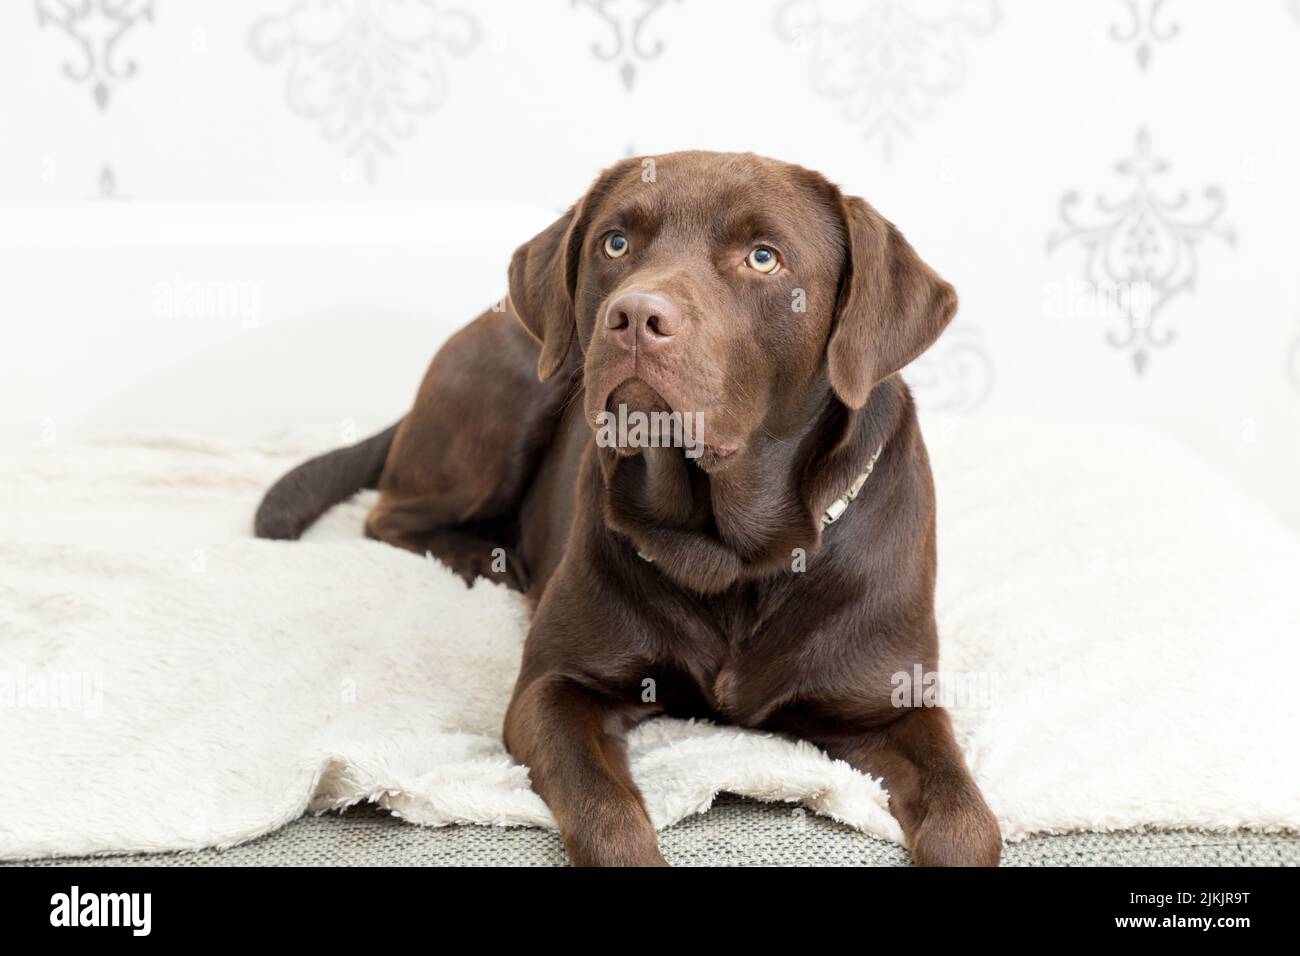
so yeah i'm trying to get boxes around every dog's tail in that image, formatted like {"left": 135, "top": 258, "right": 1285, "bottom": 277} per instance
{"left": 254, "top": 420, "right": 402, "bottom": 541}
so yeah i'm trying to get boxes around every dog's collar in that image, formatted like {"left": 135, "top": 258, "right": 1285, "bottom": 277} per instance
{"left": 820, "top": 443, "right": 885, "bottom": 528}
{"left": 636, "top": 442, "right": 885, "bottom": 563}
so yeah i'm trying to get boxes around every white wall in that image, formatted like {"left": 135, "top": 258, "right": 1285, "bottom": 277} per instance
{"left": 1, "top": 0, "right": 1297, "bottom": 527}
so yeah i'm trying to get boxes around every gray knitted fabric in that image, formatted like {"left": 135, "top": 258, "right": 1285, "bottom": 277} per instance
{"left": 9, "top": 795, "right": 1297, "bottom": 867}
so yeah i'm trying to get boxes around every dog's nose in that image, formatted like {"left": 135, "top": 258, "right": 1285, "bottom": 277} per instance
{"left": 603, "top": 292, "right": 680, "bottom": 352}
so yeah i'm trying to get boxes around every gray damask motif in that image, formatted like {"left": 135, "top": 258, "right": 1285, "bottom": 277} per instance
{"left": 905, "top": 326, "right": 994, "bottom": 413}
{"left": 774, "top": 0, "right": 1000, "bottom": 162}
{"left": 1109, "top": 0, "right": 1179, "bottom": 71}
{"left": 1048, "top": 128, "right": 1234, "bottom": 375}
{"left": 249, "top": 0, "right": 480, "bottom": 184}
{"left": 96, "top": 164, "right": 123, "bottom": 199}
{"left": 572, "top": 0, "right": 680, "bottom": 90}
{"left": 35, "top": 0, "right": 155, "bottom": 111}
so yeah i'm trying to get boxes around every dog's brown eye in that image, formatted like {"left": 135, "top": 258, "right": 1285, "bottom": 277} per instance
{"left": 746, "top": 246, "right": 779, "bottom": 274}
{"left": 603, "top": 233, "right": 629, "bottom": 259}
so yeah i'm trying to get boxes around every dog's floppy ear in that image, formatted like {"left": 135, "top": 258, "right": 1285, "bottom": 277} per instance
{"left": 508, "top": 207, "right": 581, "bottom": 382}
{"left": 508, "top": 159, "right": 636, "bottom": 381}
{"left": 827, "top": 196, "right": 958, "bottom": 408}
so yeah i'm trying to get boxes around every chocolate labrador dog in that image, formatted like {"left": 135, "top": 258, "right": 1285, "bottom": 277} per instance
{"left": 255, "top": 151, "right": 1001, "bottom": 867}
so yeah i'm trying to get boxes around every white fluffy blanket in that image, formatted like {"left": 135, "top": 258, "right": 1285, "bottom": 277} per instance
{"left": 2, "top": 417, "right": 1298, "bottom": 860}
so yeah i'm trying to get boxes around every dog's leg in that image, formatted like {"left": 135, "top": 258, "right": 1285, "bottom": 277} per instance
{"left": 817, "top": 707, "right": 1001, "bottom": 866}
{"left": 504, "top": 675, "right": 666, "bottom": 867}
{"left": 363, "top": 309, "right": 569, "bottom": 591}
{"left": 365, "top": 505, "right": 529, "bottom": 591}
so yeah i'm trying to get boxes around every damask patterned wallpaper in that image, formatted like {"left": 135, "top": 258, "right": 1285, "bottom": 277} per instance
{"left": 3, "top": 0, "right": 1298, "bottom": 527}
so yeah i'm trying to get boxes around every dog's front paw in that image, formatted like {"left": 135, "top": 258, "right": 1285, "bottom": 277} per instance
{"left": 910, "top": 794, "right": 1002, "bottom": 867}
{"left": 562, "top": 809, "right": 669, "bottom": 867}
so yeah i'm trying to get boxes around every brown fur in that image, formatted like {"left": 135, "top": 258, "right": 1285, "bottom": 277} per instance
{"left": 257, "top": 151, "right": 1001, "bottom": 867}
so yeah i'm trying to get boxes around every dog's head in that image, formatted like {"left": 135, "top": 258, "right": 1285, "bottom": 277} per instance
{"left": 508, "top": 151, "right": 956, "bottom": 469}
